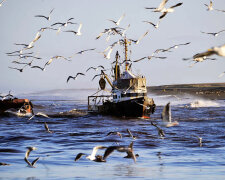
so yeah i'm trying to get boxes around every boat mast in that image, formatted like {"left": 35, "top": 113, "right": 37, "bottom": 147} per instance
{"left": 115, "top": 51, "right": 119, "bottom": 81}
{"left": 124, "top": 37, "right": 128, "bottom": 71}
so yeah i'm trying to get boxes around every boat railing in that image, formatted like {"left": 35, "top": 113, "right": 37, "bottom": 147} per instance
{"left": 88, "top": 95, "right": 112, "bottom": 112}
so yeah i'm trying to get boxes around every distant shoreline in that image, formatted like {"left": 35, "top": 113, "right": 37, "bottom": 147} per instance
{"left": 147, "top": 82, "right": 225, "bottom": 100}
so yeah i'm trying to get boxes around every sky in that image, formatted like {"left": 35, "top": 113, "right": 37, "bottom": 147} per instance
{"left": 0, "top": 0, "right": 224, "bottom": 93}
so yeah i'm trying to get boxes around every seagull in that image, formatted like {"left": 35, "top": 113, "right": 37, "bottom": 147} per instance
{"left": 143, "top": 20, "right": 160, "bottom": 29}
{"left": 0, "top": 162, "right": 10, "bottom": 166}
{"left": 12, "top": 59, "right": 34, "bottom": 66}
{"left": 192, "top": 44, "right": 225, "bottom": 58}
{"left": 86, "top": 65, "right": 104, "bottom": 72}
{"left": 24, "top": 147, "right": 39, "bottom": 168}
{"left": 151, "top": 121, "right": 165, "bottom": 137}
{"left": 192, "top": 135, "right": 203, "bottom": 147}
{"left": 106, "top": 131, "right": 122, "bottom": 139}
{"left": 130, "top": 31, "right": 149, "bottom": 45}
{"left": 8, "top": 65, "right": 28, "bottom": 72}
{"left": 64, "top": 23, "right": 82, "bottom": 36}
{"left": 133, "top": 56, "right": 166, "bottom": 62}
{"left": 159, "top": 3, "right": 183, "bottom": 19}
{"left": 126, "top": 129, "right": 136, "bottom": 139}
{"left": 167, "top": 42, "right": 191, "bottom": 50}
{"left": 38, "top": 26, "right": 58, "bottom": 32}
{"left": 204, "top": 1, "right": 213, "bottom": 11}
{"left": 35, "top": 8, "right": 54, "bottom": 21}
{"left": 218, "top": 71, "right": 225, "bottom": 78}
{"left": 96, "top": 27, "right": 123, "bottom": 40}
{"left": 103, "top": 142, "right": 136, "bottom": 162}
{"left": 122, "top": 24, "right": 130, "bottom": 37}
{"left": 91, "top": 74, "right": 102, "bottom": 81}
{"left": 51, "top": 18, "right": 76, "bottom": 27}
{"left": 0, "top": 0, "right": 6, "bottom": 7}
{"left": 200, "top": 30, "right": 225, "bottom": 37}
{"left": 67, "top": 73, "right": 85, "bottom": 83}
{"left": 161, "top": 102, "right": 179, "bottom": 127}
{"left": 69, "top": 48, "right": 96, "bottom": 58}
{"left": 45, "top": 55, "right": 70, "bottom": 66}
{"left": 44, "top": 122, "right": 53, "bottom": 133}
{"left": 145, "top": 0, "right": 169, "bottom": 12}
{"left": 75, "top": 146, "right": 107, "bottom": 162}
{"left": 31, "top": 65, "right": 46, "bottom": 71}
{"left": 29, "top": 112, "right": 50, "bottom": 120}
{"left": 108, "top": 13, "right": 125, "bottom": 26}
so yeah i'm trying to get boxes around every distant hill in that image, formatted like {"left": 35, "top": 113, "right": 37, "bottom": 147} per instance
{"left": 147, "top": 83, "right": 225, "bottom": 99}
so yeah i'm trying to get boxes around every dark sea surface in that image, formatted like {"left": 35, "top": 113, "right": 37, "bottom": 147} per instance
{"left": 0, "top": 89, "right": 225, "bottom": 180}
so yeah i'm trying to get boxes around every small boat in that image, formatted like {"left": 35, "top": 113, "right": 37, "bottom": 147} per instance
{"left": 0, "top": 98, "right": 34, "bottom": 117}
{"left": 88, "top": 38, "right": 156, "bottom": 118}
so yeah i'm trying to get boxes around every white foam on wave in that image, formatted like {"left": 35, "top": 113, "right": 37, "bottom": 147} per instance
{"left": 190, "top": 99, "right": 220, "bottom": 108}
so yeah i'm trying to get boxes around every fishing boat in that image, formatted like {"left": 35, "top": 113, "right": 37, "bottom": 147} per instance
{"left": 88, "top": 38, "right": 156, "bottom": 118}
{"left": 0, "top": 98, "right": 34, "bottom": 117}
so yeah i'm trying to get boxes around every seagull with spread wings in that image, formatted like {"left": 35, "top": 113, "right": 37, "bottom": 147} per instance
{"left": 35, "top": 8, "right": 54, "bottom": 21}
{"left": 64, "top": 23, "right": 82, "bottom": 36}
{"left": 108, "top": 13, "right": 125, "bottom": 26}
{"left": 67, "top": 73, "right": 85, "bottom": 83}
{"left": 200, "top": 29, "right": 225, "bottom": 37}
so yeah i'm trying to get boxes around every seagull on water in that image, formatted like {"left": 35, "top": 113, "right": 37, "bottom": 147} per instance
{"left": 200, "top": 30, "right": 225, "bottom": 37}
{"left": 35, "top": 8, "right": 54, "bottom": 21}
{"left": 24, "top": 147, "right": 39, "bottom": 168}
{"left": 161, "top": 102, "right": 179, "bottom": 127}
{"left": 64, "top": 23, "right": 82, "bottom": 36}
{"left": 103, "top": 142, "right": 136, "bottom": 162}
{"left": 67, "top": 73, "right": 85, "bottom": 83}
{"left": 75, "top": 146, "right": 107, "bottom": 162}
{"left": 108, "top": 13, "right": 125, "bottom": 26}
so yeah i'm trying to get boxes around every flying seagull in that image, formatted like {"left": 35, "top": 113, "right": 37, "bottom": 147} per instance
{"left": 107, "top": 131, "right": 122, "bottom": 139}
{"left": 145, "top": 0, "right": 169, "bottom": 12}
{"left": 31, "top": 65, "right": 46, "bottom": 71}
{"left": 218, "top": 71, "right": 225, "bottom": 78}
{"left": 126, "top": 129, "right": 136, "bottom": 139}
{"left": 143, "top": 20, "right": 160, "bottom": 29}
{"left": 161, "top": 102, "right": 179, "bottom": 127}
{"left": 24, "top": 147, "right": 39, "bottom": 168}
{"left": 8, "top": 65, "right": 28, "bottom": 72}
{"left": 75, "top": 146, "right": 107, "bottom": 162}
{"left": 44, "top": 122, "right": 53, "bottom": 133}
{"left": 108, "top": 13, "right": 125, "bottom": 26}
{"left": 67, "top": 73, "right": 85, "bottom": 83}
{"left": 192, "top": 135, "right": 203, "bottom": 147}
{"left": 103, "top": 142, "right": 136, "bottom": 162}
{"left": 35, "top": 8, "right": 54, "bottom": 21}
{"left": 130, "top": 31, "right": 149, "bottom": 45}
{"left": 29, "top": 112, "right": 50, "bottom": 120}
{"left": 0, "top": 0, "right": 6, "bottom": 7}
{"left": 151, "top": 121, "right": 165, "bottom": 137}
{"left": 45, "top": 55, "right": 71, "bottom": 67}
{"left": 200, "top": 30, "right": 225, "bottom": 37}
{"left": 51, "top": 18, "right": 76, "bottom": 27}
{"left": 159, "top": 3, "right": 183, "bottom": 19}
{"left": 64, "top": 23, "right": 82, "bottom": 36}
{"left": 204, "top": 1, "right": 213, "bottom": 11}
{"left": 192, "top": 44, "right": 225, "bottom": 58}
{"left": 86, "top": 65, "right": 105, "bottom": 72}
